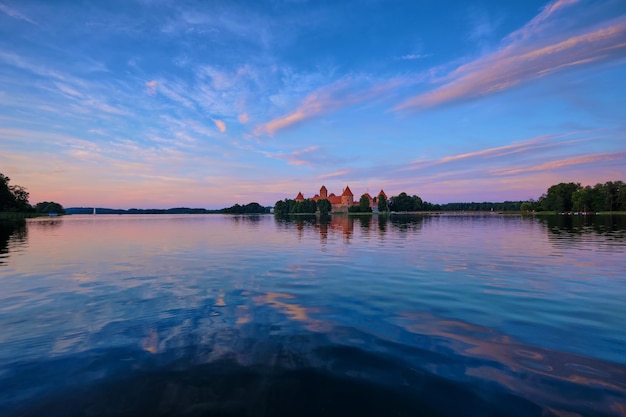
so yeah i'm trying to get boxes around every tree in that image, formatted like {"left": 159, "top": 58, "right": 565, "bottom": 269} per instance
{"left": 35, "top": 201, "right": 66, "bottom": 214}
{"left": 544, "top": 182, "right": 581, "bottom": 212}
{"left": 317, "top": 198, "right": 331, "bottom": 215}
{"left": 572, "top": 186, "right": 594, "bottom": 212}
{"left": 359, "top": 194, "right": 372, "bottom": 212}
{"left": 377, "top": 194, "right": 388, "bottom": 212}
{"left": 0, "top": 173, "right": 32, "bottom": 212}
{"left": 390, "top": 192, "right": 415, "bottom": 212}
{"left": 520, "top": 201, "right": 533, "bottom": 212}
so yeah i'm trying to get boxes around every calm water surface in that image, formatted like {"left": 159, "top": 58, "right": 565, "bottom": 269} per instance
{"left": 0, "top": 214, "right": 625, "bottom": 417}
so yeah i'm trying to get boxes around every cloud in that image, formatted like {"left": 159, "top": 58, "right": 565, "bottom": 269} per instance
{"left": 438, "top": 134, "right": 562, "bottom": 163}
{"left": 264, "top": 146, "right": 321, "bottom": 166}
{"left": 491, "top": 151, "right": 626, "bottom": 176}
{"left": 146, "top": 80, "right": 157, "bottom": 95}
{"left": 255, "top": 77, "right": 405, "bottom": 136}
{"left": 0, "top": 3, "right": 38, "bottom": 25}
{"left": 212, "top": 118, "right": 226, "bottom": 133}
{"left": 238, "top": 112, "right": 249, "bottom": 124}
{"left": 316, "top": 170, "right": 351, "bottom": 180}
{"left": 394, "top": 2, "right": 626, "bottom": 111}
{"left": 398, "top": 54, "right": 431, "bottom": 60}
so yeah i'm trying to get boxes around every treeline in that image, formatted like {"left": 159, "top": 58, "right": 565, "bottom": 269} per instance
{"left": 274, "top": 191, "right": 527, "bottom": 215}
{"left": 220, "top": 202, "right": 271, "bottom": 214}
{"left": 438, "top": 201, "right": 523, "bottom": 211}
{"left": 522, "top": 180, "right": 625, "bottom": 212}
{"left": 66, "top": 207, "right": 218, "bottom": 215}
{"left": 67, "top": 202, "right": 270, "bottom": 215}
{"left": 1, "top": 173, "right": 65, "bottom": 214}
{"left": 274, "top": 199, "right": 327, "bottom": 216}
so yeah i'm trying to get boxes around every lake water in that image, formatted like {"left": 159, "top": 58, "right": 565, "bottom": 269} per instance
{"left": 0, "top": 214, "right": 625, "bottom": 417}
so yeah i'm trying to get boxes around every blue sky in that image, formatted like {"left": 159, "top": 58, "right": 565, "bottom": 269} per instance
{"left": 1, "top": 0, "right": 625, "bottom": 208}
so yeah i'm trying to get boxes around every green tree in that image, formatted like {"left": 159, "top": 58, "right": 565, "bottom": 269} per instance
{"left": 572, "top": 186, "right": 594, "bottom": 212}
{"left": 0, "top": 173, "right": 32, "bottom": 212}
{"left": 544, "top": 182, "right": 581, "bottom": 212}
{"left": 359, "top": 194, "right": 372, "bottom": 212}
{"left": 520, "top": 201, "right": 533, "bottom": 212}
{"left": 390, "top": 192, "right": 416, "bottom": 212}
{"left": 317, "top": 198, "right": 331, "bottom": 215}
{"left": 412, "top": 195, "right": 423, "bottom": 211}
{"left": 35, "top": 201, "right": 65, "bottom": 214}
{"left": 377, "top": 194, "right": 388, "bottom": 212}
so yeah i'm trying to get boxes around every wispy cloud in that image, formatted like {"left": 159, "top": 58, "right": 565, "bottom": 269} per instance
{"left": 398, "top": 54, "right": 431, "bottom": 61}
{"left": 255, "top": 76, "right": 405, "bottom": 136}
{"left": 491, "top": 151, "right": 626, "bottom": 176}
{"left": 438, "top": 134, "right": 563, "bottom": 163}
{"left": 404, "top": 133, "right": 579, "bottom": 171}
{"left": 0, "top": 3, "right": 38, "bottom": 25}
{"left": 394, "top": 1, "right": 626, "bottom": 111}
{"left": 316, "top": 170, "right": 351, "bottom": 180}
{"left": 264, "top": 146, "right": 321, "bottom": 166}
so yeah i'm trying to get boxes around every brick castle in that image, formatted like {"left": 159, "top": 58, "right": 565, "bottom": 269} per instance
{"left": 295, "top": 185, "right": 387, "bottom": 212}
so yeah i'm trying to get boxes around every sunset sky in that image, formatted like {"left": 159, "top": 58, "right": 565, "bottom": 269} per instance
{"left": 1, "top": 0, "right": 625, "bottom": 209}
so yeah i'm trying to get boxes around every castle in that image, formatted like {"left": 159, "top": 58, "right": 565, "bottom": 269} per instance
{"left": 295, "top": 185, "right": 387, "bottom": 212}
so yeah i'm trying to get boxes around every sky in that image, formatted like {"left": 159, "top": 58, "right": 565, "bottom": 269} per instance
{"left": 1, "top": 0, "right": 625, "bottom": 209}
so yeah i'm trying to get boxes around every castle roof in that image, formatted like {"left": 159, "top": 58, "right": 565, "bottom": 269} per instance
{"left": 378, "top": 190, "right": 387, "bottom": 199}
{"left": 295, "top": 191, "right": 304, "bottom": 201}
{"left": 320, "top": 185, "right": 327, "bottom": 192}
{"left": 328, "top": 194, "right": 342, "bottom": 204}
{"left": 342, "top": 186, "right": 353, "bottom": 197}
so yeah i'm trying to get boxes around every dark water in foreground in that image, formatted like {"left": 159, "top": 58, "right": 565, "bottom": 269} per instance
{"left": 0, "top": 214, "right": 625, "bottom": 417}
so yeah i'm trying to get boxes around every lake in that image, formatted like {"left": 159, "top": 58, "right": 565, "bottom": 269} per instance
{"left": 0, "top": 213, "right": 625, "bottom": 417}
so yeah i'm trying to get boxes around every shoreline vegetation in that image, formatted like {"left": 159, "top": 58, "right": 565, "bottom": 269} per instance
{"left": 274, "top": 180, "right": 626, "bottom": 217}
{"left": 2, "top": 170, "right": 625, "bottom": 219}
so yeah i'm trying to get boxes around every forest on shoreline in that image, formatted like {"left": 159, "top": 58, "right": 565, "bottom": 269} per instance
{"left": 2, "top": 170, "right": 624, "bottom": 219}
{"left": 274, "top": 180, "right": 626, "bottom": 216}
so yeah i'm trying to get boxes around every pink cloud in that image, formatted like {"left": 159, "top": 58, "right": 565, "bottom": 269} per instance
{"left": 255, "top": 77, "right": 404, "bottom": 136}
{"left": 438, "top": 135, "right": 558, "bottom": 163}
{"left": 145, "top": 80, "right": 157, "bottom": 95}
{"left": 238, "top": 112, "right": 249, "bottom": 124}
{"left": 316, "top": 170, "right": 351, "bottom": 180}
{"left": 491, "top": 151, "right": 626, "bottom": 176}
{"left": 264, "top": 146, "right": 321, "bottom": 166}
{"left": 212, "top": 118, "right": 226, "bottom": 133}
{"left": 394, "top": 5, "right": 626, "bottom": 111}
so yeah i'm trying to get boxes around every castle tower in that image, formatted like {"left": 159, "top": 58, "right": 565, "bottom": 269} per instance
{"left": 341, "top": 185, "right": 354, "bottom": 206}
{"left": 295, "top": 191, "right": 304, "bottom": 202}
{"left": 320, "top": 185, "right": 328, "bottom": 199}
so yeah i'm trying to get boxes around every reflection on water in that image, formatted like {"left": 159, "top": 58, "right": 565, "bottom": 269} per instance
{"left": 1, "top": 214, "right": 625, "bottom": 417}
{"left": 275, "top": 214, "right": 425, "bottom": 243}
{"left": 0, "top": 220, "right": 27, "bottom": 266}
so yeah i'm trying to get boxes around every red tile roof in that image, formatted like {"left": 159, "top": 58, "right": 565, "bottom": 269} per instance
{"left": 342, "top": 186, "right": 353, "bottom": 196}
{"left": 295, "top": 192, "right": 304, "bottom": 201}
{"left": 328, "top": 195, "right": 342, "bottom": 204}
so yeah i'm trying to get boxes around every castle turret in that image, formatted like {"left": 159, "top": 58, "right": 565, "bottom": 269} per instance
{"left": 320, "top": 185, "right": 328, "bottom": 199}
{"left": 295, "top": 192, "right": 304, "bottom": 202}
{"left": 341, "top": 185, "right": 354, "bottom": 206}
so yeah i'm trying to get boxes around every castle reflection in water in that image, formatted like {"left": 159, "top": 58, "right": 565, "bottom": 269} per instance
{"left": 275, "top": 214, "right": 425, "bottom": 242}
